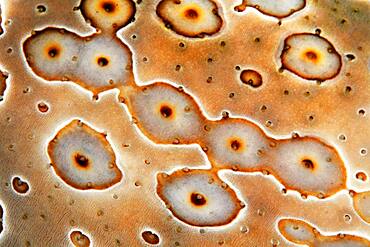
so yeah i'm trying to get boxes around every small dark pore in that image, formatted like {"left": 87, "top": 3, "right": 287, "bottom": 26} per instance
{"left": 74, "top": 153, "right": 89, "bottom": 168}
{"left": 48, "top": 47, "right": 59, "bottom": 58}
{"left": 345, "top": 54, "right": 355, "bottom": 61}
{"left": 184, "top": 8, "right": 199, "bottom": 19}
{"left": 102, "top": 2, "right": 115, "bottom": 13}
{"left": 230, "top": 140, "right": 241, "bottom": 151}
{"left": 190, "top": 192, "right": 207, "bottom": 206}
{"left": 97, "top": 57, "right": 109, "bottom": 67}
{"left": 302, "top": 159, "right": 314, "bottom": 170}
{"left": 160, "top": 105, "right": 173, "bottom": 118}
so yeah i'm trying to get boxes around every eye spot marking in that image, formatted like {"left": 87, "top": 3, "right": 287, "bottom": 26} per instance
{"left": 23, "top": 27, "right": 134, "bottom": 95}
{"left": 126, "top": 83, "right": 204, "bottom": 144}
{"left": 47, "top": 120, "right": 122, "bottom": 190}
{"left": 81, "top": 0, "right": 136, "bottom": 31}
{"left": 156, "top": 0, "right": 223, "bottom": 38}
{"left": 156, "top": 169, "right": 244, "bottom": 226}
{"left": 280, "top": 33, "right": 341, "bottom": 81}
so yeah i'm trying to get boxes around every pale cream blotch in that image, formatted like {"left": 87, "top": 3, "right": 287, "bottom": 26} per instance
{"left": 23, "top": 28, "right": 134, "bottom": 95}
{"left": 352, "top": 191, "right": 370, "bottom": 224}
{"left": 70, "top": 230, "right": 91, "bottom": 247}
{"left": 235, "top": 0, "right": 306, "bottom": 18}
{"left": 80, "top": 0, "right": 136, "bottom": 32}
{"left": 47, "top": 120, "right": 122, "bottom": 190}
{"left": 126, "top": 83, "right": 205, "bottom": 144}
{"left": 156, "top": 169, "right": 244, "bottom": 226}
{"left": 23, "top": 28, "right": 82, "bottom": 82}
{"left": 204, "top": 118, "right": 269, "bottom": 171}
{"left": 278, "top": 218, "right": 370, "bottom": 247}
{"left": 156, "top": 0, "right": 223, "bottom": 38}
{"left": 280, "top": 33, "right": 342, "bottom": 81}
{"left": 268, "top": 137, "right": 346, "bottom": 198}
{"left": 76, "top": 36, "right": 133, "bottom": 90}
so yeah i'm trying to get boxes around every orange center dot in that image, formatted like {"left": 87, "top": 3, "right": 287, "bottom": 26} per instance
{"left": 190, "top": 192, "right": 207, "bottom": 206}
{"left": 184, "top": 8, "right": 199, "bottom": 19}
{"left": 305, "top": 51, "right": 318, "bottom": 61}
{"left": 74, "top": 153, "right": 89, "bottom": 168}
{"left": 160, "top": 105, "right": 173, "bottom": 118}
{"left": 301, "top": 159, "right": 314, "bottom": 170}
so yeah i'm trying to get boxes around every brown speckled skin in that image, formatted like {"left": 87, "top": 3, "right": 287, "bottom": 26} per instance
{"left": 0, "top": 0, "right": 369, "bottom": 246}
